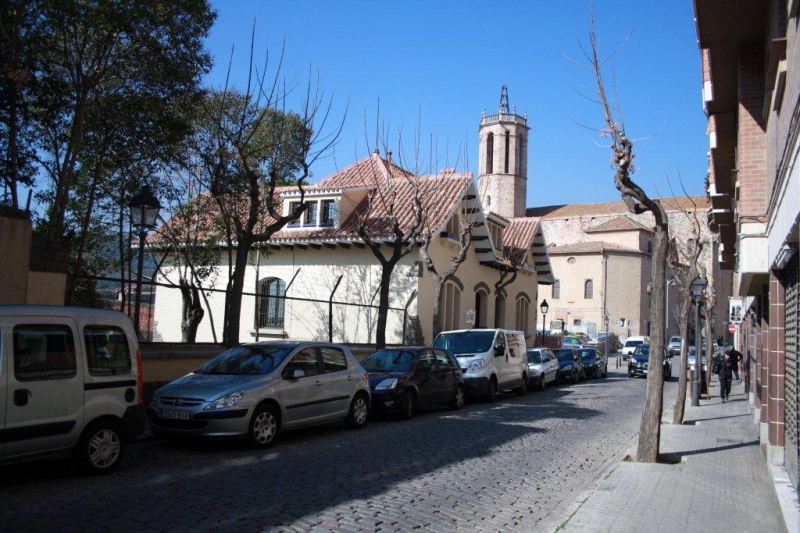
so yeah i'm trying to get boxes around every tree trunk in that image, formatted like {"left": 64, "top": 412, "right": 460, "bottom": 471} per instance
{"left": 431, "top": 277, "right": 444, "bottom": 338}
{"left": 636, "top": 222, "right": 668, "bottom": 462}
{"left": 180, "top": 277, "right": 205, "bottom": 343}
{"left": 375, "top": 265, "right": 395, "bottom": 349}
{"left": 223, "top": 240, "right": 251, "bottom": 346}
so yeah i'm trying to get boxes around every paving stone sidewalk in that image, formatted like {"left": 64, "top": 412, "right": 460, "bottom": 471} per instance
{"left": 541, "top": 379, "right": 798, "bottom": 533}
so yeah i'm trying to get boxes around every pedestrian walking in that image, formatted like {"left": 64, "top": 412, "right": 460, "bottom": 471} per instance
{"left": 712, "top": 349, "right": 733, "bottom": 402}
{"left": 725, "top": 346, "right": 743, "bottom": 382}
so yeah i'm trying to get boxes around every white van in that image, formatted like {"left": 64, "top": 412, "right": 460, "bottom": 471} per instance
{"left": 0, "top": 306, "right": 146, "bottom": 474}
{"left": 621, "top": 335, "right": 649, "bottom": 359}
{"left": 433, "top": 328, "right": 528, "bottom": 401}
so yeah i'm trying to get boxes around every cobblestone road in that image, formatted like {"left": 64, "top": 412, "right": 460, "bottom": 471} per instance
{"left": 0, "top": 363, "right": 676, "bottom": 532}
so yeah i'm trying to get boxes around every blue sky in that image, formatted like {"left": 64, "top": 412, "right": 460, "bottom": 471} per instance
{"left": 204, "top": 0, "right": 708, "bottom": 207}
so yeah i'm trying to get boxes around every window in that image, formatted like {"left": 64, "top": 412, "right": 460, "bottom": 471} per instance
{"left": 288, "top": 201, "right": 302, "bottom": 227}
{"left": 553, "top": 279, "right": 560, "bottom": 299}
{"left": 584, "top": 279, "right": 594, "bottom": 299}
{"left": 435, "top": 350, "right": 455, "bottom": 369}
{"left": 320, "top": 199, "right": 335, "bottom": 227}
{"left": 284, "top": 348, "right": 319, "bottom": 378}
{"left": 13, "top": 324, "right": 76, "bottom": 381}
{"left": 475, "top": 289, "right": 489, "bottom": 328}
{"left": 486, "top": 133, "right": 494, "bottom": 174}
{"left": 304, "top": 201, "right": 318, "bottom": 225}
{"left": 504, "top": 131, "right": 510, "bottom": 173}
{"left": 257, "top": 277, "right": 286, "bottom": 328}
{"left": 515, "top": 297, "right": 529, "bottom": 335}
{"left": 84, "top": 325, "right": 132, "bottom": 376}
{"left": 443, "top": 281, "right": 461, "bottom": 331}
{"left": 495, "top": 294, "right": 506, "bottom": 328}
{"left": 647, "top": 241, "right": 653, "bottom": 254}
{"left": 321, "top": 346, "right": 347, "bottom": 373}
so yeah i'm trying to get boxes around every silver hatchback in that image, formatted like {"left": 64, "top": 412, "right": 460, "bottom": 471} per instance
{"left": 147, "top": 341, "right": 370, "bottom": 448}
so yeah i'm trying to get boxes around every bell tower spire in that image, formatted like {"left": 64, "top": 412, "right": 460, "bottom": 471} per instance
{"left": 478, "top": 85, "right": 530, "bottom": 218}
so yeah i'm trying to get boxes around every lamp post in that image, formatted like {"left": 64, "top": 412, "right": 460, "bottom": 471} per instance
{"left": 540, "top": 299, "right": 549, "bottom": 347}
{"left": 691, "top": 276, "right": 706, "bottom": 406}
{"left": 604, "top": 314, "right": 610, "bottom": 361}
{"left": 128, "top": 185, "right": 161, "bottom": 338}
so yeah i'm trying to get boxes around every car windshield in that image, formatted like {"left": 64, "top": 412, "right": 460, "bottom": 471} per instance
{"left": 433, "top": 331, "right": 495, "bottom": 355}
{"left": 669, "top": 336, "right": 681, "bottom": 344}
{"left": 527, "top": 350, "right": 543, "bottom": 363}
{"left": 625, "top": 340, "right": 644, "bottom": 348}
{"left": 361, "top": 349, "right": 417, "bottom": 372}
{"left": 554, "top": 350, "right": 575, "bottom": 362}
{"left": 195, "top": 344, "right": 294, "bottom": 375}
{"left": 563, "top": 337, "right": 581, "bottom": 345}
{"left": 578, "top": 350, "right": 597, "bottom": 361}
{"left": 634, "top": 345, "right": 651, "bottom": 356}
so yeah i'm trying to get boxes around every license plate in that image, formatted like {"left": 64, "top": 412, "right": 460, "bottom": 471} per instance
{"left": 161, "top": 409, "right": 190, "bottom": 420}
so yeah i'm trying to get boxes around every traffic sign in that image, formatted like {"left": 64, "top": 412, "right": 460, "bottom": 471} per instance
{"left": 728, "top": 323, "right": 736, "bottom": 334}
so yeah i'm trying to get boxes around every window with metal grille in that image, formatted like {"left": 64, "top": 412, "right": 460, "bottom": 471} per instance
{"left": 257, "top": 277, "right": 286, "bottom": 328}
{"left": 304, "top": 201, "right": 317, "bottom": 225}
{"left": 320, "top": 199, "right": 335, "bottom": 227}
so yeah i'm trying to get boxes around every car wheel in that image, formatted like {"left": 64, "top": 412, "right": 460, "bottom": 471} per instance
{"left": 485, "top": 376, "right": 498, "bottom": 403}
{"left": 399, "top": 391, "right": 415, "bottom": 420}
{"left": 247, "top": 404, "right": 278, "bottom": 449}
{"left": 346, "top": 393, "right": 369, "bottom": 429}
{"left": 450, "top": 385, "right": 465, "bottom": 410}
{"left": 517, "top": 374, "right": 528, "bottom": 396}
{"left": 73, "top": 420, "right": 124, "bottom": 475}
{"left": 539, "top": 375, "right": 546, "bottom": 391}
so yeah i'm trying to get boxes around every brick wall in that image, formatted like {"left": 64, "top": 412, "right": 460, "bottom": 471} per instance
{"left": 736, "top": 45, "right": 768, "bottom": 218}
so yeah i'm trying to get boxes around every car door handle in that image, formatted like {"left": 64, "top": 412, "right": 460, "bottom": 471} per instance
{"left": 315, "top": 380, "right": 323, "bottom": 387}
{"left": 14, "top": 389, "right": 31, "bottom": 406}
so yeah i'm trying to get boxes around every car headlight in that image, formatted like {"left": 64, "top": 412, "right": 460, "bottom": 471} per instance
{"left": 375, "top": 378, "right": 398, "bottom": 390}
{"left": 468, "top": 359, "right": 487, "bottom": 372}
{"left": 562, "top": 364, "right": 573, "bottom": 371}
{"left": 204, "top": 391, "right": 244, "bottom": 410}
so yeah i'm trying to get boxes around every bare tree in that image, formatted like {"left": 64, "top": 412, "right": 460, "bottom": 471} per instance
{"left": 576, "top": 13, "right": 671, "bottom": 462}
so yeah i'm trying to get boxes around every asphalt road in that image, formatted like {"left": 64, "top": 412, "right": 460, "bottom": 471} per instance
{"left": 0, "top": 361, "right": 678, "bottom": 532}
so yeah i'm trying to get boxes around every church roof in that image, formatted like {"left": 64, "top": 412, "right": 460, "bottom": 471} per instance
{"left": 585, "top": 216, "right": 653, "bottom": 234}
{"left": 526, "top": 196, "right": 709, "bottom": 218}
{"left": 547, "top": 241, "right": 646, "bottom": 255}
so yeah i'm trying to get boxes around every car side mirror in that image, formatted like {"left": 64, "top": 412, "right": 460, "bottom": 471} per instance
{"left": 284, "top": 368, "right": 305, "bottom": 380}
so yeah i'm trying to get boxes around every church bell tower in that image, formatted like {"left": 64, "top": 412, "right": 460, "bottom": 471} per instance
{"left": 478, "top": 85, "right": 529, "bottom": 218}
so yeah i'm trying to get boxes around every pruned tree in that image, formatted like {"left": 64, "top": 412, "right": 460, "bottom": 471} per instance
{"left": 188, "top": 35, "right": 342, "bottom": 346}
{"left": 668, "top": 201, "right": 704, "bottom": 425}
{"left": 575, "top": 12, "right": 671, "bottom": 462}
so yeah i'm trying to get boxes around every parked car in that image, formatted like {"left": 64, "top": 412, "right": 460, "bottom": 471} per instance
{"left": 433, "top": 329, "right": 528, "bottom": 401}
{"left": 526, "top": 347, "right": 561, "bottom": 390}
{"left": 628, "top": 344, "right": 672, "bottom": 380}
{"left": 148, "top": 341, "right": 371, "bottom": 448}
{"left": 0, "top": 305, "right": 146, "bottom": 474}
{"left": 667, "top": 336, "right": 682, "bottom": 357}
{"left": 360, "top": 347, "right": 465, "bottom": 419}
{"left": 687, "top": 346, "right": 708, "bottom": 371}
{"left": 621, "top": 336, "right": 649, "bottom": 359}
{"left": 562, "top": 335, "right": 585, "bottom": 348}
{"left": 553, "top": 347, "right": 586, "bottom": 383}
{"left": 577, "top": 347, "right": 607, "bottom": 378}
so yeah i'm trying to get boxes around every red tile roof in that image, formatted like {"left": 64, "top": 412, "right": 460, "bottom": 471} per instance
{"left": 527, "top": 196, "right": 709, "bottom": 218}
{"left": 547, "top": 241, "right": 645, "bottom": 255}
{"left": 585, "top": 216, "right": 653, "bottom": 233}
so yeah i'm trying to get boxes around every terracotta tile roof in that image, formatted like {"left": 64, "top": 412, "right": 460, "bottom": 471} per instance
{"left": 526, "top": 195, "right": 709, "bottom": 218}
{"left": 315, "top": 151, "right": 413, "bottom": 188}
{"left": 585, "top": 216, "right": 653, "bottom": 233}
{"left": 503, "top": 218, "right": 540, "bottom": 264}
{"left": 547, "top": 241, "right": 645, "bottom": 255}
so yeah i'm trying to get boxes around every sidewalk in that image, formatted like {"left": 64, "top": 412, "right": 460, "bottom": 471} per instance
{"left": 543, "top": 379, "right": 799, "bottom": 533}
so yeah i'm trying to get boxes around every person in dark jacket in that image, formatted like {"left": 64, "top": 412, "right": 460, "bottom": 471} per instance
{"left": 726, "top": 346, "right": 743, "bottom": 382}
{"left": 713, "top": 349, "right": 733, "bottom": 402}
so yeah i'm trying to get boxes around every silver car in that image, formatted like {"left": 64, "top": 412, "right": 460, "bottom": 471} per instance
{"left": 147, "top": 341, "right": 370, "bottom": 448}
{"left": 526, "top": 348, "right": 561, "bottom": 390}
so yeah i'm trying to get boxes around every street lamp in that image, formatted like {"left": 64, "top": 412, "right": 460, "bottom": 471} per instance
{"left": 604, "top": 314, "right": 610, "bottom": 361}
{"left": 129, "top": 185, "right": 161, "bottom": 338}
{"left": 691, "top": 276, "right": 706, "bottom": 406}
{"left": 540, "top": 299, "right": 549, "bottom": 347}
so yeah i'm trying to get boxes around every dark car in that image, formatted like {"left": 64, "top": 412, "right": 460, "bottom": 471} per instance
{"left": 553, "top": 347, "right": 586, "bottom": 383}
{"left": 360, "top": 347, "right": 465, "bottom": 419}
{"left": 577, "top": 347, "right": 607, "bottom": 378}
{"left": 627, "top": 344, "right": 672, "bottom": 380}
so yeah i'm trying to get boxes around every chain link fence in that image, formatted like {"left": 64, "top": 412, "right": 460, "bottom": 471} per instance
{"left": 79, "top": 275, "right": 409, "bottom": 346}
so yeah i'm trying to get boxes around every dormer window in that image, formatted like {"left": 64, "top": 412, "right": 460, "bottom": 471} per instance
{"left": 286, "top": 198, "right": 338, "bottom": 229}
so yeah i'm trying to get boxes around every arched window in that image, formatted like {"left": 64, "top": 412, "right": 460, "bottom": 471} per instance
{"left": 486, "top": 133, "right": 494, "bottom": 174}
{"left": 443, "top": 281, "right": 462, "bottom": 331}
{"left": 553, "top": 279, "right": 561, "bottom": 299}
{"left": 494, "top": 294, "right": 506, "bottom": 328}
{"left": 647, "top": 241, "right": 653, "bottom": 254}
{"left": 475, "top": 289, "right": 489, "bottom": 328}
{"left": 515, "top": 296, "right": 530, "bottom": 334}
{"left": 504, "top": 131, "right": 510, "bottom": 173}
{"left": 584, "top": 279, "right": 594, "bottom": 299}
{"left": 257, "top": 277, "right": 285, "bottom": 328}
